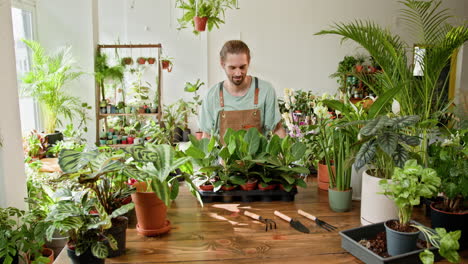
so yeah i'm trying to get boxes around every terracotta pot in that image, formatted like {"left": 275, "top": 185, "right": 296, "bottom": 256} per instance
{"left": 240, "top": 180, "right": 258, "bottom": 191}
{"left": 137, "top": 58, "right": 146, "bottom": 65}
{"left": 355, "top": 65, "right": 364, "bottom": 72}
{"left": 131, "top": 190, "right": 171, "bottom": 236}
{"left": 258, "top": 183, "right": 277, "bottom": 191}
{"left": 161, "top": 60, "right": 173, "bottom": 72}
{"left": 193, "top": 16, "right": 208, "bottom": 31}
{"left": 221, "top": 185, "right": 236, "bottom": 191}
{"left": 28, "top": 248, "right": 54, "bottom": 264}
{"left": 195, "top": 131, "right": 203, "bottom": 140}
{"left": 317, "top": 161, "right": 334, "bottom": 191}
{"left": 147, "top": 58, "right": 156, "bottom": 64}
{"left": 199, "top": 184, "right": 214, "bottom": 191}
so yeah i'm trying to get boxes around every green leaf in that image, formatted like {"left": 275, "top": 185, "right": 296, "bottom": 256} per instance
{"left": 291, "top": 142, "right": 307, "bottom": 161}
{"left": 378, "top": 132, "right": 399, "bottom": 155}
{"left": 109, "top": 203, "right": 135, "bottom": 219}
{"left": 106, "top": 235, "right": 118, "bottom": 251}
{"left": 419, "top": 249, "right": 434, "bottom": 264}
{"left": 399, "top": 134, "right": 421, "bottom": 146}
{"left": 391, "top": 115, "right": 420, "bottom": 129}
{"left": 91, "top": 242, "right": 108, "bottom": 259}
{"left": 170, "top": 179, "right": 180, "bottom": 200}
{"left": 360, "top": 116, "right": 392, "bottom": 136}
{"left": 58, "top": 149, "right": 97, "bottom": 173}
{"left": 245, "top": 129, "right": 260, "bottom": 155}
{"left": 368, "top": 86, "right": 402, "bottom": 118}
{"left": 355, "top": 140, "right": 377, "bottom": 169}
{"left": 393, "top": 144, "right": 409, "bottom": 167}
{"left": 266, "top": 135, "right": 281, "bottom": 156}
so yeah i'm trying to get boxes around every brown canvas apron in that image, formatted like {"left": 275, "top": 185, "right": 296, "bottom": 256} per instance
{"left": 219, "top": 77, "right": 262, "bottom": 144}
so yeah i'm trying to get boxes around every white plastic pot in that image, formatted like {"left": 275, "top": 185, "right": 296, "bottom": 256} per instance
{"left": 350, "top": 164, "right": 367, "bottom": 201}
{"left": 360, "top": 170, "right": 398, "bottom": 226}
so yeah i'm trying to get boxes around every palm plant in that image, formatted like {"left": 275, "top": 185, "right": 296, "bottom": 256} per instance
{"left": 21, "top": 40, "right": 83, "bottom": 134}
{"left": 316, "top": 0, "right": 468, "bottom": 164}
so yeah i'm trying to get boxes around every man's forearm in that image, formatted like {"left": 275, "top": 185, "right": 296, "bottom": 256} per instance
{"left": 273, "top": 122, "right": 286, "bottom": 138}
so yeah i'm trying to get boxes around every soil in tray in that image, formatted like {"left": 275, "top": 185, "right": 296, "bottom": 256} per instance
{"left": 358, "top": 232, "right": 431, "bottom": 258}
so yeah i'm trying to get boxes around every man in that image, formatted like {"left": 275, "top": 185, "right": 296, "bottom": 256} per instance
{"left": 199, "top": 40, "right": 286, "bottom": 142}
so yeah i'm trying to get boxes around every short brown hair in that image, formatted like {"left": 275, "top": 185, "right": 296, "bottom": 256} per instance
{"left": 220, "top": 40, "right": 251, "bottom": 62}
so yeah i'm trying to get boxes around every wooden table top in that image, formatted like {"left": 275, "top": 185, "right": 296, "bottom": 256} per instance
{"left": 54, "top": 178, "right": 468, "bottom": 264}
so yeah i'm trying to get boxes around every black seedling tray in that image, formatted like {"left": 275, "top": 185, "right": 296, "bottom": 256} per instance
{"left": 198, "top": 188, "right": 298, "bottom": 203}
{"left": 340, "top": 221, "right": 439, "bottom": 264}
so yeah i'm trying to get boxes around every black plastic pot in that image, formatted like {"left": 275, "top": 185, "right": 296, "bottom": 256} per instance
{"left": 182, "top": 128, "right": 191, "bottom": 142}
{"left": 173, "top": 127, "right": 183, "bottom": 143}
{"left": 384, "top": 220, "right": 420, "bottom": 256}
{"left": 67, "top": 247, "right": 104, "bottom": 264}
{"left": 430, "top": 202, "right": 468, "bottom": 249}
{"left": 105, "top": 216, "right": 128, "bottom": 258}
{"left": 45, "top": 131, "right": 63, "bottom": 146}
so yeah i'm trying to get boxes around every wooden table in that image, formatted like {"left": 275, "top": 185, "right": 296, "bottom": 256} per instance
{"left": 54, "top": 178, "right": 467, "bottom": 264}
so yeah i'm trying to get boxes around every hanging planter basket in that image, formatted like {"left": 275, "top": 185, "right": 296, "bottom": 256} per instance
{"left": 193, "top": 16, "right": 208, "bottom": 32}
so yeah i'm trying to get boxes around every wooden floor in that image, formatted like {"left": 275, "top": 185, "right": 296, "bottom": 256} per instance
{"left": 55, "top": 178, "right": 468, "bottom": 264}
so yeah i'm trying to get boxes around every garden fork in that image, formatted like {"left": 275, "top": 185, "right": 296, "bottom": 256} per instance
{"left": 298, "top": 209, "right": 337, "bottom": 232}
{"left": 244, "top": 211, "right": 277, "bottom": 232}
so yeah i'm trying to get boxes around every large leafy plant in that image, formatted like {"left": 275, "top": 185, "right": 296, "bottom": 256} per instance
{"left": 263, "top": 135, "right": 309, "bottom": 192}
{"left": 95, "top": 52, "right": 124, "bottom": 104}
{"left": 354, "top": 115, "right": 421, "bottom": 178}
{"left": 21, "top": 40, "right": 83, "bottom": 134}
{"left": 58, "top": 149, "right": 135, "bottom": 217}
{"left": 45, "top": 188, "right": 118, "bottom": 259}
{"left": 184, "top": 136, "right": 221, "bottom": 188}
{"left": 316, "top": 0, "right": 468, "bottom": 164}
{"left": 125, "top": 144, "right": 202, "bottom": 206}
{"left": 0, "top": 207, "right": 50, "bottom": 264}
{"left": 176, "top": 0, "right": 237, "bottom": 34}
{"left": 379, "top": 159, "right": 440, "bottom": 227}
{"left": 428, "top": 129, "right": 468, "bottom": 212}
{"left": 218, "top": 128, "right": 268, "bottom": 186}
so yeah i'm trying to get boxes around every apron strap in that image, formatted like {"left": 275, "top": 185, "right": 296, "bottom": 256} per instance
{"left": 254, "top": 77, "right": 259, "bottom": 106}
{"left": 219, "top": 77, "right": 259, "bottom": 108}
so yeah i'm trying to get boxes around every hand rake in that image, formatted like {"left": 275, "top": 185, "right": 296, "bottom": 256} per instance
{"left": 298, "top": 209, "right": 337, "bottom": 232}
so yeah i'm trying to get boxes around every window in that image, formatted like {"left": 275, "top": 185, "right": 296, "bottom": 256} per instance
{"left": 11, "top": 4, "right": 38, "bottom": 133}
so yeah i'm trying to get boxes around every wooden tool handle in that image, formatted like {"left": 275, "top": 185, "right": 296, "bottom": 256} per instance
{"left": 244, "top": 211, "right": 260, "bottom": 220}
{"left": 274, "top": 210, "right": 291, "bottom": 222}
{"left": 298, "top": 209, "right": 316, "bottom": 221}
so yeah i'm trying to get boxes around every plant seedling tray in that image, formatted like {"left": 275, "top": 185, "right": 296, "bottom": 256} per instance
{"left": 198, "top": 188, "right": 298, "bottom": 203}
{"left": 340, "top": 221, "right": 439, "bottom": 264}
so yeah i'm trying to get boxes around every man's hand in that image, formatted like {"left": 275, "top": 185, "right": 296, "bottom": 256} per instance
{"left": 273, "top": 122, "right": 286, "bottom": 138}
{"left": 202, "top": 132, "right": 211, "bottom": 139}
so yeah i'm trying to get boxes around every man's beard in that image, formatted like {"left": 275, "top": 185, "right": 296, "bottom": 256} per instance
{"left": 231, "top": 75, "right": 245, "bottom": 86}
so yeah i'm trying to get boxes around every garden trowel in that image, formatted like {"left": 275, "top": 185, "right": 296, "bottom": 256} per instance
{"left": 274, "top": 210, "right": 310, "bottom": 234}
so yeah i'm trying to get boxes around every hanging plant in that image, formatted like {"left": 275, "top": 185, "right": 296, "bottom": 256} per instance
{"left": 175, "top": 0, "right": 238, "bottom": 35}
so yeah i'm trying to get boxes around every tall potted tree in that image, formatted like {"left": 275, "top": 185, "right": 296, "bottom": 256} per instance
{"left": 21, "top": 40, "right": 83, "bottom": 145}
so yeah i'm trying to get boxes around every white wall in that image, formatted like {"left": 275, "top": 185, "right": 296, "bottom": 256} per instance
{"left": 0, "top": 0, "right": 27, "bottom": 209}
{"left": 99, "top": 0, "right": 208, "bottom": 106}
{"left": 208, "top": 0, "right": 468, "bottom": 99}
{"left": 35, "top": 0, "right": 98, "bottom": 144}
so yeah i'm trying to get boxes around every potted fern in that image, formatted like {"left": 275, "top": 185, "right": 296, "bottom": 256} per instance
{"left": 175, "top": 0, "right": 237, "bottom": 34}
{"left": 21, "top": 40, "right": 84, "bottom": 145}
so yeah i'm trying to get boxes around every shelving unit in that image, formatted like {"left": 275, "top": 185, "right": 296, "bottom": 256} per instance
{"left": 95, "top": 44, "right": 164, "bottom": 145}
{"left": 343, "top": 71, "right": 378, "bottom": 105}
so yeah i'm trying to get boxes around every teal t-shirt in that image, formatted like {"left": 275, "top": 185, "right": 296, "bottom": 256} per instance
{"left": 198, "top": 77, "right": 282, "bottom": 136}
